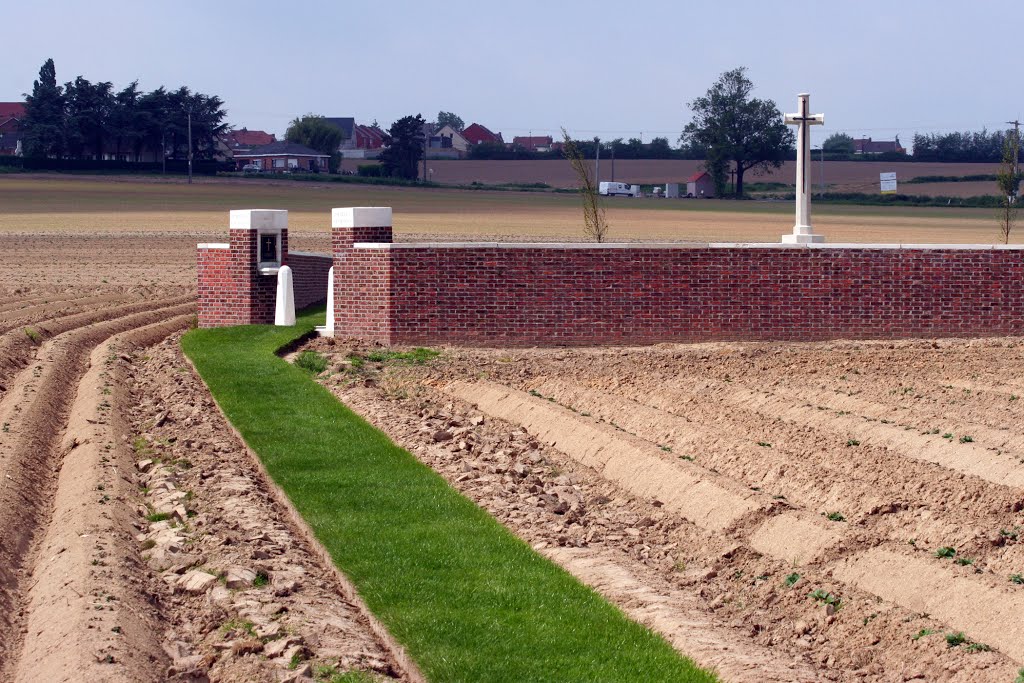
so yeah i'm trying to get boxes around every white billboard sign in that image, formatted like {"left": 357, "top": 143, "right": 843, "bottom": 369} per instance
{"left": 880, "top": 172, "right": 897, "bottom": 194}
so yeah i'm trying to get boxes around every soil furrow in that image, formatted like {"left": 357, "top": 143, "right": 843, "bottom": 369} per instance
{"left": 310, "top": 340, "right": 1021, "bottom": 682}
{"left": 445, "top": 379, "right": 1024, "bottom": 668}
{"left": 0, "top": 293, "right": 131, "bottom": 334}
{"left": 0, "top": 293, "right": 195, "bottom": 395}
{"left": 0, "top": 301, "right": 195, "bottom": 676}
{"left": 517, "top": 376, "right": 1024, "bottom": 576}
{"left": 11, "top": 313, "right": 194, "bottom": 683}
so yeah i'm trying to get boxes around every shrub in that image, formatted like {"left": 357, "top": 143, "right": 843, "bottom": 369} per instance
{"left": 295, "top": 350, "right": 328, "bottom": 375}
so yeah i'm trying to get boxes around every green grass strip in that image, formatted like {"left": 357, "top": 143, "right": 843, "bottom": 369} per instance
{"left": 182, "top": 307, "right": 717, "bottom": 683}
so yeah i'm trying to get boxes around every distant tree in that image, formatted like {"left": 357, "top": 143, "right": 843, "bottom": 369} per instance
{"left": 562, "top": 127, "right": 608, "bottom": 242}
{"left": 21, "top": 58, "right": 66, "bottom": 158}
{"left": 436, "top": 111, "right": 464, "bottom": 132}
{"left": 997, "top": 129, "right": 1021, "bottom": 244}
{"left": 912, "top": 129, "right": 1007, "bottom": 162}
{"left": 379, "top": 114, "right": 426, "bottom": 180}
{"left": 680, "top": 67, "right": 794, "bottom": 196}
{"left": 822, "top": 132, "right": 855, "bottom": 155}
{"left": 63, "top": 76, "right": 114, "bottom": 159}
{"left": 648, "top": 137, "right": 672, "bottom": 159}
{"left": 286, "top": 114, "right": 344, "bottom": 172}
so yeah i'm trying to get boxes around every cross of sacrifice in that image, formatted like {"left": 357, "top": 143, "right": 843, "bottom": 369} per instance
{"left": 781, "top": 93, "right": 825, "bottom": 243}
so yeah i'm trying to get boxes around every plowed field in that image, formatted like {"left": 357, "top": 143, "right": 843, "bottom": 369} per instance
{"left": 299, "top": 336, "right": 1024, "bottom": 682}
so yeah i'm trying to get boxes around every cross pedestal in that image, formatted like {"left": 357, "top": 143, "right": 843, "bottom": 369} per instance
{"left": 782, "top": 93, "right": 825, "bottom": 244}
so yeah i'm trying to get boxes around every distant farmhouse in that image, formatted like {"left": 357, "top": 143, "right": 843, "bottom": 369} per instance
{"left": 686, "top": 171, "right": 715, "bottom": 198}
{"left": 223, "top": 128, "right": 276, "bottom": 155}
{"left": 462, "top": 123, "right": 504, "bottom": 146}
{"left": 429, "top": 125, "right": 469, "bottom": 156}
{"left": 323, "top": 117, "right": 386, "bottom": 158}
{"left": 513, "top": 135, "right": 556, "bottom": 153}
{"left": 232, "top": 141, "right": 330, "bottom": 172}
{"left": 852, "top": 136, "right": 905, "bottom": 155}
{"left": 0, "top": 102, "right": 26, "bottom": 156}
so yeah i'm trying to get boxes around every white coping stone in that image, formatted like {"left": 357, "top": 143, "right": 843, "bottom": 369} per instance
{"left": 352, "top": 241, "right": 1024, "bottom": 251}
{"left": 332, "top": 207, "right": 392, "bottom": 229}
{"left": 197, "top": 243, "right": 229, "bottom": 249}
{"left": 229, "top": 209, "right": 288, "bottom": 231}
{"left": 288, "top": 250, "right": 331, "bottom": 258}
{"left": 274, "top": 265, "right": 295, "bottom": 326}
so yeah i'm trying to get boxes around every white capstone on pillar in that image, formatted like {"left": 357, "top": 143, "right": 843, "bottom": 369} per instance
{"left": 274, "top": 265, "right": 295, "bottom": 326}
{"left": 782, "top": 93, "right": 825, "bottom": 244}
{"left": 325, "top": 266, "right": 335, "bottom": 333}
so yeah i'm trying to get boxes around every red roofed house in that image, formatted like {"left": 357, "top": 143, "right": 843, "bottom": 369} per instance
{"left": 852, "top": 136, "right": 906, "bottom": 155}
{"left": 462, "top": 123, "right": 503, "bottom": 146}
{"left": 512, "top": 135, "right": 554, "bottom": 152}
{"left": 0, "top": 102, "right": 26, "bottom": 156}
{"left": 223, "top": 128, "right": 276, "bottom": 154}
{"left": 352, "top": 124, "right": 386, "bottom": 150}
{"left": 685, "top": 171, "right": 715, "bottom": 198}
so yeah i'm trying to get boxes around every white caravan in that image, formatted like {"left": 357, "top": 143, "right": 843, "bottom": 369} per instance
{"left": 599, "top": 181, "right": 639, "bottom": 197}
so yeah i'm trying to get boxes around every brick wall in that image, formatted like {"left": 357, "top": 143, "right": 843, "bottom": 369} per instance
{"left": 197, "top": 225, "right": 331, "bottom": 327}
{"left": 335, "top": 244, "right": 1024, "bottom": 346}
{"left": 288, "top": 251, "right": 332, "bottom": 310}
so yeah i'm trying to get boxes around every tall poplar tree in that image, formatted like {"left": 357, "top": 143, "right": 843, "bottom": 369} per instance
{"left": 21, "top": 58, "right": 66, "bottom": 158}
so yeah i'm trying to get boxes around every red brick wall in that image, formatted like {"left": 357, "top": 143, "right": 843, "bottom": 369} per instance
{"left": 333, "top": 224, "right": 394, "bottom": 340}
{"left": 334, "top": 245, "right": 1024, "bottom": 346}
{"left": 198, "top": 227, "right": 332, "bottom": 327}
{"left": 287, "top": 252, "right": 331, "bottom": 310}
{"left": 196, "top": 246, "right": 236, "bottom": 326}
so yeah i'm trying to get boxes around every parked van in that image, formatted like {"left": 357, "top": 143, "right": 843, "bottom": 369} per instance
{"left": 598, "top": 181, "right": 637, "bottom": 197}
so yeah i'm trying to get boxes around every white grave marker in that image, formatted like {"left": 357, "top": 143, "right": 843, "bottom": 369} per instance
{"left": 782, "top": 93, "right": 825, "bottom": 244}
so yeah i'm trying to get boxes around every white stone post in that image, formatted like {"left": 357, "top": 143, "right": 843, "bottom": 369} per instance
{"left": 325, "top": 266, "right": 335, "bottom": 333}
{"left": 782, "top": 93, "right": 825, "bottom": 244}
{"left": 275, "top": 265, "right": 295, "bottom": 326}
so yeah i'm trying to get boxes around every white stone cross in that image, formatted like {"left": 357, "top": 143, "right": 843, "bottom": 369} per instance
{"left": 782, "top": 93, "right": 825, "bottom": 244}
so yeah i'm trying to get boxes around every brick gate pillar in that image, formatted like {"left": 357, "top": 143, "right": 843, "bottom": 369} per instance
{"left": 229, "top": 209, "right": 288, "bottom": 325}
{"left": 331, "top": 207, "right": 393, "bottom": 343}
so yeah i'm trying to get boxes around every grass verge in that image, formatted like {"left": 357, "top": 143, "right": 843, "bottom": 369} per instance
{"left": 182, "top": 307, "right": 716, "bottom": 683}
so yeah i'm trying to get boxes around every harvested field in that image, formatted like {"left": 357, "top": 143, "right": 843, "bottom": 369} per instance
{"left": 1, "top": 175, "right": 1018, "bottom": 247}
{"left": 340, "top": 159, "right": 1005, "bottom": 194}
{"left": 297, "top": 336, "right": 1024, "bottom": 682}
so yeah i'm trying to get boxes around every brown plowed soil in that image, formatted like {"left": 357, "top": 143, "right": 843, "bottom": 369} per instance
{"left": 123, "top": 335, "right": 405, "bottom": 682}
{"left": 297, "top": 335, "right": 1024, "bottom": 682}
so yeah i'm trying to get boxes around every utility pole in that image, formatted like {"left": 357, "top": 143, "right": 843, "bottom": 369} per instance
{"left": 594, "top": 137, "right": 600, "bottom": 185}
{"left": 1008, "top": 119, "right": 1021, "bottom": 200}
{"left": 186, "top": 104, "right": 193, "bottom": 184}
{"left": 610, "top": 141, "right": 615, "bottom": 182}
{"left": 161, "top": 130, "right": 166, "bottom": 175}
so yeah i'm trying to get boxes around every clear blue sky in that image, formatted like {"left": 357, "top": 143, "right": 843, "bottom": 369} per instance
{"left": 4, "top": 0, "right": 1020, "bottom": 146}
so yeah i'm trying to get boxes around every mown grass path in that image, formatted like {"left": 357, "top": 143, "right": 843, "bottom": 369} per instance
{"left": 182, "top": 308, "right": 717, "bottom": 683}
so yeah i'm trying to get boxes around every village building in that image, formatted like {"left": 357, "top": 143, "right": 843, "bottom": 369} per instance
{"left": 685, "top": 170, "right": 715, "bottom": 198}
{"left": 852, "top": 136, "right": 905, "bottom": 155}
{"left": 429, "top": 125, "right": 469, "bottom": 154}
{"left": 232, "top": 141, "right": 330, "bottom": 172}
{"left": 222, "top": 128, "right": 276, "bottom": 155}
{"left": 512, "top": 135, "right": 555, "bottom": 152}
{"left": 0, "top": 102, "right": 26, "bottom": 156}
{"left": 325, "top": 117, "right": 386, "bottom": 158}
{"left": 462, "top": 123, "right": 503, "bottom": 146}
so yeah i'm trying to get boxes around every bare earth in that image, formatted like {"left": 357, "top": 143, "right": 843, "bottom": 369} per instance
{"left": 1, "top": 173, "right": 1023, "bottom": 681}
{"left": 300, "top": 336, "right": 1024, "bottom": 683}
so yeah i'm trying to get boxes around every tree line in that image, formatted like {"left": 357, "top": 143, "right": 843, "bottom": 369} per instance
{"left": 19, "top": 59, "right": 227, "bottom": 161}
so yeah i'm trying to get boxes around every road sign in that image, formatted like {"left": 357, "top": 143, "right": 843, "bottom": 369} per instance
{"left": 880, "top": 172, "right": 897, "bottom": 194}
